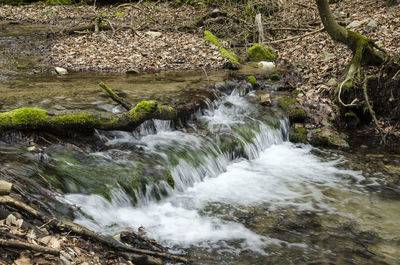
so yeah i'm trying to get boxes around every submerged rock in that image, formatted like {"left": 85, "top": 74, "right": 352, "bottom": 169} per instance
{"left": 260, "top": 93, "right": 272, "bottom": 106}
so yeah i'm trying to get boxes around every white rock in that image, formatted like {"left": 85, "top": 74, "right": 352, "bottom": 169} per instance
{"left": 365, "top": 20, "right": 377, "bottom": 32}
{"left": 258, "top": 61, "right": 275, "bottom": 70}
{"left": 346, "top": 20, "right": 368, "bottom": 29}
{"left": 55, "top": 67, "right": 68, "bottom": 75}
{"left": 145, "top": 31, "right": 162, "bottom": 38}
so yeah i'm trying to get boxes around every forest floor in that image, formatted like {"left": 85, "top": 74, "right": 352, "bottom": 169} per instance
{"left": 0, "top": 0, "right": 400, "bottom": 264}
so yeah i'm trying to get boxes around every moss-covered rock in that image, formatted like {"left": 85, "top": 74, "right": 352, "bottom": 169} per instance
{"left": 270, "top": 73, "right": 280, "bottom": 80}
{"left": 289, "top": 126, "right": 307, "bottom": 143}
{"left": 248, "top": 44, "right": 276, "bottom": 62}
{"left": 248, "top": 76, "right": 257, "bottom": 87}
{"left": 278, "top": 97, "right": 297, "bottom": 110}
{"left": 310, "top": 128, "right": 349, "bottom": 149}
{"left": 289, "top": 108, "right": 307, "bottom": 123}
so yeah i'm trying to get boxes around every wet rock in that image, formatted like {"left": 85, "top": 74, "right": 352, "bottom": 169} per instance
{"left": 260, "top": 93, "right": 272, "bottom": 106}
{"left": 126, "top": 68, "right": 140, "bottom": 75}
{"left": 289, "top": 124, "right": 307, "bottom": 143}
{"left": 310, "top": 127, "right": 349, "bottom": 149}
{"left": 55, "top": 67, "right": 68, "bottom": 75}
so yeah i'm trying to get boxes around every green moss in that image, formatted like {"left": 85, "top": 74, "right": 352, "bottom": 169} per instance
{"left": 310, "top": 130, "right": 349, "bottom": 149}
{"left": 162, "top": 169, "right": 175, "bottom": 188}
{"left": 16, "top": 65, "right": 29, "bottom": 70}
{"left": 0, "top": 108, "right": 48, "bottom": 129}
{"left": 270, "top": 73, "right": 280, "bottom": 80}
{"left": 289, "top": 127, "right": 307, "bottom": 143}
{"left": 248, "top": 76, "right": 257, "bottom": 87}
{"left": 219, "top": 48, "right": 240, "bottom": 68}
{"left": 278, "top": 97, "right": 297, "bottom": 111}
{"left": 204, "top": 31, "right": 240, "bottom": 68}
{"left": 248, "top": 44, "right": 276, "bottom": 62}
{"left": 204, "top": 30, "right": 221, "bottom": 47}
{"left": 52, "top": 113, "right": 96, "bottom": 126}
{"left": 291, "top": 90, "right": 300, "bottom": 96}
{"left": 289, "top": 108, "right": 307, "bottom": 123}
{"left": 129, "top": 100, "right": 158, "bottom": 121}
{"left": 344, "top": 111, "right": 360, "bottom": 128}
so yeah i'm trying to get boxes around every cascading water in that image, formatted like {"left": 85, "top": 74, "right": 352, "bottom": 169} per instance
{"left": 52, "top": 87, "right": 393, "bottom": 264}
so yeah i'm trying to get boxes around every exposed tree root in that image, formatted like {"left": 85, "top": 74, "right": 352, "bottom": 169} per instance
{"left": 362, "top": 81, "right": 386, "bottom": 144}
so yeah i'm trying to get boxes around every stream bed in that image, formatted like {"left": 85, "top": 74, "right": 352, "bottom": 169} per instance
{"left": 1, "top": 23, "right": 400, "bottom": 265}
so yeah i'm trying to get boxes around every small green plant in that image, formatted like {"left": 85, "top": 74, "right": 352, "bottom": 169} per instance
{"left": 115, "top": 12, "right": 123, "bottom": 18}
{"left": 101, "top": 13, "right": 108, "bottom": 18}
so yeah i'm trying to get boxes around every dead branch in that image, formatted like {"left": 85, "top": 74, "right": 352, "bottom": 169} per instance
{"left": 98, "top": 82, "right": 133, "bottom": 111}
{"left": 0, "top": 239, "right": 60, "bottom": 256}
{"left": 266, "top": 27, "right": 324, "bottom": 44}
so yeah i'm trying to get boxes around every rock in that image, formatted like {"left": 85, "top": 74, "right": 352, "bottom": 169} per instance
{"left": 365, "top": 20, "right": 377, "bottom": 32}
{"left": 320, "top": 52, "right": 335, "bottom": 62}
{"left": 126, "top": 68, "right": 140, "bottom": 75}
{"left": 145, "top": 31, "right": 162, "bottom": 38}
{"left": 258, "top": 61, "right": 275, "bottom": 71}
{"left": 260, "top": 93, "right": 272, "bottom": 106}
{"left": 327, "top": 78, "right": 337, "bottom": 87}
{"left": 310, "top": 127, "right": 349, "bottom": 149}
{"left": 55, "top": 67, "right": 68, "bottom": 75}
{"left": 248, "top": 44, "right": 276, "bottom": 62}
{"left": 346, "top": 20, "right": 368, "bottom": 29}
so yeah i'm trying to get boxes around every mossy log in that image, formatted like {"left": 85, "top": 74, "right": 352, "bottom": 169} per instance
{"left": 0, "top": 101, "right": 179, "bottom": 133}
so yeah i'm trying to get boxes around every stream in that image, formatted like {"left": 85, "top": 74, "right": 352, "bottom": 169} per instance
{"left": 1, "top": 23, "right": 400, "bottom": 265}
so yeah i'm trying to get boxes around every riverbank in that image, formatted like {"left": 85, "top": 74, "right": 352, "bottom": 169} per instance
{"left": 1, "top": 0, "right": 399, "bottom": 142}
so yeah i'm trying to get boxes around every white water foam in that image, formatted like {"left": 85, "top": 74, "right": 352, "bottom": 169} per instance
{"left": 63, "top": 91, "right": 364, "bottom": 254}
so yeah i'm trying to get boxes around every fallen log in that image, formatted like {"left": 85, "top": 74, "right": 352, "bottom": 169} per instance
{"left": 0, "top": 101, "right": 178, "bottom": 133}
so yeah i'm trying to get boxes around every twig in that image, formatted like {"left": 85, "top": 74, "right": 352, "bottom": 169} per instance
{"left": 37, "top": 173, "right": 54, "bottom": 190}
{"left": 266, "top": 27, "right": 324, "bottom": 44}
{"left": 362, "top": 81, "right": 386, "bottom": 144}
{"left": 393, "top": 69, "right": 400, "bottom": 80}
{"left": 266, "top": 27, "right": 312, "bottom": 31}
{"left": 0, "top": 239, "right": 60, "bottom": 256}
{"left": 98, "top": 82, "right": 133, "bottom": 111}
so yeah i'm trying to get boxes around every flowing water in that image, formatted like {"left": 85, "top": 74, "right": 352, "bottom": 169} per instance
{"left": 1, "top": 23, "right": 400, "bottom": 265}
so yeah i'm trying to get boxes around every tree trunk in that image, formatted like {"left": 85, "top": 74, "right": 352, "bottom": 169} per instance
{"left": 315, "top": 0, "right": 384, "bottom": 83}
